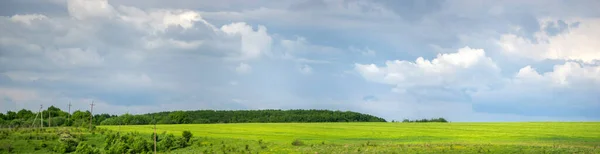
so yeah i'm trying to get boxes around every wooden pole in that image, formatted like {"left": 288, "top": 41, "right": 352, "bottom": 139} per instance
{"left": 48, "top": 107, "right": 51, "bottom": 127}
{"left": 154, "top": 116, "right": 157, "bottom": 154}
{"left": 68, "top": 102, "right": 72, "bottom": 123}
{"left": 40, "top": 105, "right": 43, "bottom": 129}
{"left": 32, "top": 106, "right": 41, "bottom": 128}
{"left": 89, "top": 101, "right": 94, "bottom": 130}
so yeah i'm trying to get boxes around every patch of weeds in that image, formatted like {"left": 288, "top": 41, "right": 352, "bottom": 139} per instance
{"left": 291, "top": 139, "right": 304, "bottom": 146}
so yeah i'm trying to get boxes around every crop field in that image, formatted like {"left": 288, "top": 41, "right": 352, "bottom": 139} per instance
{"left": 100, "top": 122, "right": 600, "bottom": 153}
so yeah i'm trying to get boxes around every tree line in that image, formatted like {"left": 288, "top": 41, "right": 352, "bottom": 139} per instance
{"left": 100, "top": 109, "right": 387, "bottom": 125}
{"left": 397, "top": 118, "right": 448, "bottom": 123}
{"left": 0, "top": 106, "right": 115, "bottom": 128}
{"left": 0, "top": 107, "right": 386, "bottom": 127}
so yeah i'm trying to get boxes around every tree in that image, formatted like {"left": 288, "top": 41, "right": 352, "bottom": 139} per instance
{"left": 6, "top": 111, "right": 17, "bottom": 120}
{"left": 72, "top": 110, "right": 91, "bottom": 127}
{"left": 182, "top": 131, "right": 193, "bottom": 143}
{"left": 168, "top": 111, "right": 190, "bottom": 124}
{"left": 72, "top": 110, "right": 91, "bottom": 121}
{"left": 16, "top": 109, "right": 34, "bottom": 120}
{"left": 45, "top": 105, "right": 68, "bottom": 118}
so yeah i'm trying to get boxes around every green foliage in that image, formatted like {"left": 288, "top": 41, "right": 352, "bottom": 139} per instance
{"left": 16, "top": 109, "right": 35, "bottom": 120}
{"left": 176, "top": 136, "right": 188, "bottom": 148}
{"left": 75, "top": 142, "right": 100, "bottom": 154}
{"left": 106, "top": 141, "right": 128, "bottom": 154}
{"left": 54, "top": 130, "right": 79, "bottom": 153}
{"left": 100, "top": 109, "right": 386, "bottom": 125}
{"left": 0, "top": 106, "right": 117, "bottom": 127}
{"left": 131, "top": 136, "right": 152, "bottom": 153}
{"left": 291, "top": 139, "right": 304, "bottom": 146}
{"left": 169, "top": 111, "right": 192, "bottom": 124}
{"left": 99, "top": 122, "right": 600, "bottom": 153}
{"left": 37, "top": 142, "right": 48, "bottom": 149}
{"left": 158, "top": 133, "right": 176, "bottom": 151}
{"left": 9, "top": 119, "right": 24, "bottom": 126}
{"left": 50, "top": 117, "right": 67, "bottom": 126}
{"left": 72, "top": 110, "right": 91, "bottom": 121}
{"left": 182, "top": 130, "right": 193, "bottom": 143}
{"left": 6, "top": 111, "right": 17, "bottom": 120}
{"left": 401, "top": 117, "right": 448, "bottom": 123}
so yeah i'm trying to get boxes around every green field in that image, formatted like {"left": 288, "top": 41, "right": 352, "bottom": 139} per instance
{"left": 100, "top": 122, "right": 600, "bottom": 153}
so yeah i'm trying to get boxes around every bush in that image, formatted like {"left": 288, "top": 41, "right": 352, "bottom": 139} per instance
{"left": 177, "top": 137, "right": 188, "bottom": 148}
{"left": 54, "top": 131, "right": 79, "bottom": 153}
{"left": 131, "top": 137, "right": 152, "bottom": 153}
{"left": 75, "top": 142, "right": 100, "bottom": 154}
{"left": 40, "top": 142, "right": 48, "bottom": 148}
{"left": 291, "top": 139, "right": 304, "bottom": 146}
{"left": 107, "top": 141, "right": 128, "bottom": 154}
{"left": 182, "top": 130, "right": 193, "bottom": 143}
{"left": 158, "top": 133, "right": 175, "bottom": 151}
{"left": 5, "top": 144, "right": 13, "bottom": 153}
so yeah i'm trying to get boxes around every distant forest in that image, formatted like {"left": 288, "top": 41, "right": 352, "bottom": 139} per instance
{"left": 101, "top": 109, "right": 387, "bottom": 125}
{"left": 0, "top": 107, "right": 386, "bottom": 127}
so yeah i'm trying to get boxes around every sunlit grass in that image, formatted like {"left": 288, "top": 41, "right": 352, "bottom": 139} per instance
{"left": 99, "top": 122, "right": 600, "bottom": 153}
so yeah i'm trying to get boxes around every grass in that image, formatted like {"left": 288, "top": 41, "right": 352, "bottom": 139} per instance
{"left": 0, "top": 127, "right": 105, "bottom": 154}
{"left": 98, "top": 122, "right": 600, "bottom": 153}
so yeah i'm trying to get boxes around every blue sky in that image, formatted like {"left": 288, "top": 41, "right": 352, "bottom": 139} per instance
{"left": 0, "top": 0, "right": 599, "bottom": 121}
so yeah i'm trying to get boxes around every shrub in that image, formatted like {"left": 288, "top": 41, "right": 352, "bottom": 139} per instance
{"left": 158, "top": 133, "right": 175, "bottom": 151}
{"left": 5, "top": 144, "right": 13, "bottom": 153}
{"left": 54, "top": 131, "right": 79, "bottom": 153}
{"left": 291, "top": 139, "right": 304, "bottom": 146}
{"left": 131, "top": 137, "right": 152, "bottom": 153}
{"left": 182, "top": 130, "right": 193, "bottom": 143}
{"left": 177, "top": 137, "right": 188, "bottom": 148}
{"left": 107, "top": 141, "right": 128, "bottom": 154}
{"left": 75, "top": 142, "right": 100, "bottom": 154}
{"left": 40, "top": 142, "right": 48, "bottom": 148}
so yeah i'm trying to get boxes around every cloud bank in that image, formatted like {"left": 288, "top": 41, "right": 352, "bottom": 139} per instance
{"left": 0, "top": 0, "right": 599, "bottom": 121}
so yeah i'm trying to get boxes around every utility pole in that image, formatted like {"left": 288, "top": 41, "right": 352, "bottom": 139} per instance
{"left": 68, "top": 102, "right": 72, "bottom": 122}
{"left": 89, "top": 101, "right": 94, "bottom": 130}
{"left": 40, "top": 105, "right": 43, "bottom": 129}
{"left": 32, "top": 105, "right": 42, "bottom": 128}
{"left": 153, "top": 116, "right": 157, "bottom": 154}
{"left": 48, "top": 107, "right": 51, "bottom": 127}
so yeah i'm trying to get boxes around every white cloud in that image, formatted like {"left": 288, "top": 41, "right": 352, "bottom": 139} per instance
{"left": 47, "top": 48, "right": 105, "bottom": 68}
{"left": 67, "top": 0, "right": 116, "bottom": 20}
{"left": 355, "top": 46, "right": 500, "bottom": 92}
{"left": 499, "top": 18, "right": 600, "bottom": 63}
{"left": 235, "top": 62, "right": 252, "bottom": 74}
{"left": 117, "top": 6, "right": 215, "bottom": 33}
{"left": 221, "top": 22, "right": 272, "bottom": 60}
{"left": 278, "top": 37, "right": 338, "bottom": 63}
{"left": 143, "top": 38, "right": 204, "bottom": 50}
{"left": 111, "top": 73, "right": 153, "bottom": 87}
{"left": 515, "top": 62, "right": 600, "bottom": 86}
{"left": 299, "top": 64, "right": 312, "bottom": 75}
{"left": 10, "top": 14, "right": 47, "bottom": 25}
{"left": 349, "top": 46, "right": 376, "bottom": 56}
{"left": 0, "top": 88, "right": 39, "bottom": 102}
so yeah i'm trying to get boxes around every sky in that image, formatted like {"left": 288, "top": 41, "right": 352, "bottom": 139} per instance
{"left": 0, "top": 0, "right": 599, "bottom": 122}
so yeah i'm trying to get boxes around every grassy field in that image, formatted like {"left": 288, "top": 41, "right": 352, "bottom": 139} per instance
{"left": 99, "top": 122, "right": 600, "bottom": 153}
